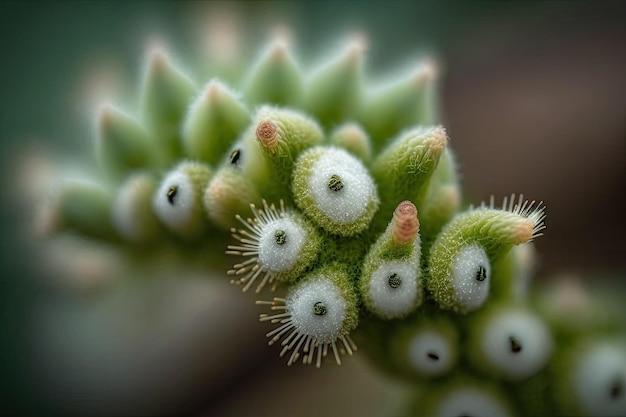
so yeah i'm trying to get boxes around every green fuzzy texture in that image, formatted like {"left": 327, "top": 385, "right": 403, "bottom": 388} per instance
{"left": 181, "top": 80, "right": 250, "bottom": 165}
{"left": 291, "top": 146, "right": 379, "bottom": 236}
{"left": 97, "top": 106, "right": 155, "bottom": 180}
{"left": 328, "top": 122, "right": 372, "bottom": 163}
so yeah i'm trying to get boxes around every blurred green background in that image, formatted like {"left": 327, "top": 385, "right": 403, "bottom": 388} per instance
{"left": 1, "top": 1, "right": 625, "bottom": 415}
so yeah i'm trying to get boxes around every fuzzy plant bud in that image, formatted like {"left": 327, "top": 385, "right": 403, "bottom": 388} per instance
{"left": 303, "top": 36, "right": 365, "bottom": 127}
{"left": 243, "top": 37, "right": 304, "bottom": 107}
{"left": 328, "top": 122, "right": 372, "bottom": 162}
{"left": 226, "top": 200, "right": 321, "bottom": 292}
{"left": 467, "top": 302, "right": 554, "bottom": 381}
{"left": 112, "top": 172, "right": 163, "bottom": 244}
{"left": 181, "top": 80, "right": 250, "bottom": 164}
{"left": 47, "top": 182, "right": 117, "bottom": 241}
{"left": 427, "top": 196, "right": 546, "bottom": 313}
{"left": 140, "top": 47, "right": 196, "bottom": 162}
{"left": 253, "top": 106, "right": 324, "bottom": 195}
{"left": 153, "top": 161, "right": 211, "bottom": 239}
{"left": 371, "top": 125, "right": 447, "bottom": 228}
{"left": 360, "top": 58, "right": 438, "bottom": 148}
{"left": 390, "top": 315, "right": 459, "bottom": 379}
{"left": 360, "top": 201, "right": 423, "bottom": 319}
{"left": 257, "top": 264, "right": 359, "bottom": 367}
{"left": 410, "top": 377, "right": 516, "bottom": 417}
{"left": 292, "top": 146, "right": 379, "bottom": 236}
{"left": 553, "top": 339, "right": 626, "bottom": 417}
{"left": 96, "top": 105, "right": 155, "bottom": 180}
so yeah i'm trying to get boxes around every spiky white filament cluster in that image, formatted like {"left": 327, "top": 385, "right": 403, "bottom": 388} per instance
{"left": 307, "top": 147, "right": 376, "bottom": 224}
{"left": 435, "top": 387, "right": 513, "bottom": 417}
{"left": 482, "top": 309, "right": 553, "bottom": 379}
{"left": 257, "top": 276, "right": 356, "bottom": 368}
{"left": 368, "top": 260, "right": 419, "bottom": 319}
{"left": 227, "top": 200, "right": 305, "bottom": 292}
{"left": 477, "top": 194, "right": 547, "bottom": 241}
{"left": 408, "top": 329, "right": 454, "bottom": 376}
{"left": 451, "top": 243, "right": 491, "bottom": 312}
{"left": 573, "top": 342, "right": 626, "bottom": 417}
{"left": 153, "top": 170, "right": 194, "bottom": 230}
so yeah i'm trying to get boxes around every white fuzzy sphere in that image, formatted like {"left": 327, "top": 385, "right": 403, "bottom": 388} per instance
{"left": 286, "top": 276, "right": 346, "bottom": 344}
{"left": 451, "top": 243, "right": 491, "bottom": 311}
{"left": 408, "top": 330, "right": 454, "bottom": 376}
{"left": 436, "top": 387, "right": 512, "bottom": 417}
{"left": 574, "top": 342, "right": 626, "bottom": 417}
{"left": 307, "top": 147, "right": 376, "bottom": 224}
{"left": 153, "top": 171, "right": 195, "bottom": 230}
{"left": 257, "top": 217, "right": 305, "bottom": 272}
{"left": 481, "top": 309, "right": 553, "bottom": 379}
{"left": 368, "top": 261, "right": 419, "bottom": 318}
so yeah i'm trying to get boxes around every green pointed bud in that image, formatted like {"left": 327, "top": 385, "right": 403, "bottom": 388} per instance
{"left": 181, "top": 80, "right": 250, "bottom": 164}
{"left": 292, "top": 146, "right": 379, "bottom": 236}
{"left": 390, "top": 315, "right": 459, "bottom": 379}
{"left": 152, "top": 161, "right": 211, "bottom": 239}
{"left": 112, "top": 172, "right": 163, "bottom": 244}
{"left": 553, "top": 338, "right": 626, "bottom": 417}
{"left": 256, "top": 264, "right": 359, "bottom": 367}
{"left": 304, "top": 36, "right": 365, "bottom": 126}
{"left": 328, "top": 122, "right": 372, "bottom": 162}
{"left": 254, "top": 106, "right": 324, "bottom": 193}
{"left": 48, "top": 182, "right": 117, "bottom": 241}
{"left": 427, "top": 197, "right": 546, "bottom": 313}
{"left": 360, "top": 59, "right": 438, "bottom": 148}
{"left": 203, "top": 166, "right": 262, "bottom": 231}
{"left": 360, "top": 201, "right": 423, "bottom": 319}
{"left": 372, "top": 125, "right": 447, "bottom": 225}
{"left": 410, "top": 376, "right": 516, "bottom": 417}
{"left": 96, "top": 105, "right": 154, "bottom": 179}
{"left": 140, "top": 47, "right": 196, "bottom": 162}
{"left": 226, "top": 199, "right": 321, "bottom": 292}
{"left": 466, "top": 302, "right": 553, "bottom": 381}
{"left": 243, "top": 38, "right": 304, "bottom": 107}
{"left": 419, "top": 148, "right": 461, "bottom": 244}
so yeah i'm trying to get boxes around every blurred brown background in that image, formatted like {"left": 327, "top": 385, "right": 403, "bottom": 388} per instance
{"left": 1, "top": 1, "right": 625, "bottom": 416}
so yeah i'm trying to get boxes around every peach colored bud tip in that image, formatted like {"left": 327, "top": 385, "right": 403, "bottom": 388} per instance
{"left": 511, "top": 218, "right": 535, "bottom": 244}
{"left": 392, "top": 200, "right": 419, "bottom": 245}
{"left": 256, "top": 119, "right": 278, "bottom": 150}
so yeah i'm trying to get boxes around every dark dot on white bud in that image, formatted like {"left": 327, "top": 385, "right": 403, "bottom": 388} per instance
{"left": 327, "top": 174, "right": 344, "bottom": 192}
{"left": 230, "top": 149, "right": 241, "bottom": 165}
{"left": 313, "top": 301, "right": 327, "bottom": 316}
{"left": 427, "top": 352, "right": 440, "bottom": 361}
{"left": 610, "top": 376, "right": 624, "bottom": 400}
{"left": 274, "top": 229, "right": 287, "bottom": 245}
{"left": 388, "top": 273, "right": 402, "bottom": 289}
{"left": 509, "top": 336, "right": 522, "bottom": 353}
{"left": 476, "top": 265, "right": 487, "bottom": 282}
{"left": 167, "top": 186, "right": 178, "bottom": 205}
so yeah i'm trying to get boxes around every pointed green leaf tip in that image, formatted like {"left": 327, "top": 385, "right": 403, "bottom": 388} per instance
{"left": 181, "top": 80, "right": 250, "bottom": 165}
{"left": 140, "top": 46, "right": 196, "bottom": 162}
{"left": 97, "top": 105, "right": 154, "bottom": 179}
{"left": 244, "top": 37, "right": 303, "bottom": 107}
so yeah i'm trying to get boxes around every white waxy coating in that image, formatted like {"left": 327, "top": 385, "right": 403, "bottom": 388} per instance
{"left": 574, "top": 342, "right": 626, "bottom": 417}
{"left": 153, "top": 171, "right": 195, "bottom": 231}
{"left": 435, "top": 387, "right": 512, "bottom": 417}
{"left": 286, "top": 276, "right": 346, "bottom": 344}
{"left": 368, "top": 261, "right": 419, "bottom": 319}
{"left": 408, "top": 330, "right": 454, "bottom": 376}
{"left": 307, "top": 147, "right": 376, "bottom": 224}
{"left": 451, "top": 243, "right": 491, "bottom": 311}
{"left": 257, "top": 217, "right": 305, "bottom": 272}
{"left": 482, "top": 309, "right": 553, "bottom": 379}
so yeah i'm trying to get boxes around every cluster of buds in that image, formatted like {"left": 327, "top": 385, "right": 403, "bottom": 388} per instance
{"left": 44, "top": 32, "right": 625, "bottom": 417}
